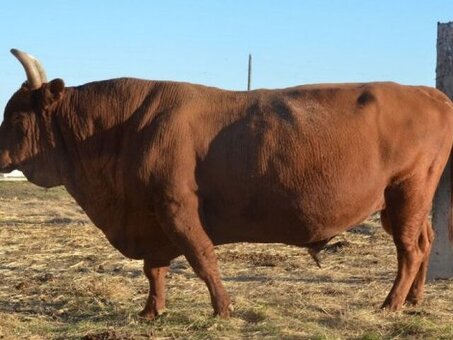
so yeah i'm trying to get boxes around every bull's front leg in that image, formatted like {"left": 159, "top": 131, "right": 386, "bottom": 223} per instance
{"left": 139, "top": 259, "right": 170, "bottom": 320}
{"left": 156, "top": 186, "right": 232, "bottom": 318}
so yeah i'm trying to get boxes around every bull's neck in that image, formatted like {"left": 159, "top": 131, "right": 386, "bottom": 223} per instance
{"left": 53, "top": 78, "right": 167, "bottom": 208}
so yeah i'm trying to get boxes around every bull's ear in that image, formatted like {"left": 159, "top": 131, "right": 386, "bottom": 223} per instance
{"left": 32, "top": 78, "right": 66, "bottom": 112}
{"left": 46, "top": 78, "right": 65, "bottom": 102}
{"left": 37, "top": 78, "right": 65, "bottom": 111}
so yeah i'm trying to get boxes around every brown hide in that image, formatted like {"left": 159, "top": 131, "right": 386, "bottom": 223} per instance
{"left": 1, "top": 72, "right": 453, "bottom": 317}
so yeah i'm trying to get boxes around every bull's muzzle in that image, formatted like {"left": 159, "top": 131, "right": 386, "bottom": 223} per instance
{"left": 0, "top": 150, "right": 13, "bottom": 173}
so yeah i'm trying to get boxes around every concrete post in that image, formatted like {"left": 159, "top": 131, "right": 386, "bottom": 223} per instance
{"left": 428, "top": 21, "right": 453, "bottom": 280}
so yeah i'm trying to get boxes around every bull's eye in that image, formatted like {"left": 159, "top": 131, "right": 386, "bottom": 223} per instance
{"left": 12, "top": 113, "right": 27, "bottom": 135}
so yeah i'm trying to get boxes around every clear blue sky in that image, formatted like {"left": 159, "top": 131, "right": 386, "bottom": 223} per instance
{"left": 1, "top": 1, "right": 453, "bottom": 117}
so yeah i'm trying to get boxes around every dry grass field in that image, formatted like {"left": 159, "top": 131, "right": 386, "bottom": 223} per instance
{"left": 1, "top": 181, "right": 453, "bottom": 339}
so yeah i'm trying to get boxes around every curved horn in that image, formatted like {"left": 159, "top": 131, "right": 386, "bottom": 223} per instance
{"left": 10, "top": 49, "right": 47, "bottom": 89}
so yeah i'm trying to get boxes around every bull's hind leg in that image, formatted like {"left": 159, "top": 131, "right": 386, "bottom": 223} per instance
{"left": 405, "top": 220, "right": 434, "bottom": 306}
{"left": 156, "top": 187, "right": 232, "bottom": 318}
{"left": 380, "top": 210, "right": 434, "bottom": 306}
{"left": 381, "top": 173, "right": 437, "bottom": 311}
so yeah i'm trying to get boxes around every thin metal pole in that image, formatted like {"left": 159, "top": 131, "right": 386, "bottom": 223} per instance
{"left": 247, "top": 54, "right": 252, "bottom": 91}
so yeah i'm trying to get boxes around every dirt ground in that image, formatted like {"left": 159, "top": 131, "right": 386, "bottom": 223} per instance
{"left": 0, "top": 181, "right": 452, "bottom": 339}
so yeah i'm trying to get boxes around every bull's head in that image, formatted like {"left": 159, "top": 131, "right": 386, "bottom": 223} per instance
{"left": 0, "top": 49, "right": 65, "bottom": 187}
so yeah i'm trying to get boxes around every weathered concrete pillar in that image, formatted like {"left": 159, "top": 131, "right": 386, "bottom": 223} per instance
{"left": 428, "top": 21, "right": 453, "bottom": 280}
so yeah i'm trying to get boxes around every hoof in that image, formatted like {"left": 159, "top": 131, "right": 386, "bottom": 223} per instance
{"left": 405, "top": 297, "right": 421, "bottom": 306}
{"left": 215, "top": 310, "right": 230, "bottom": 319}
{"left": 381, "top": 300, "right": 403, "bottom": 312}
{"left": 405, "top": 291, "right": 423, "bottom": 307}
{"left": 214, "top": 304, "right": 234, "bottom": 319}
{"left": 138, "top": 308, "right": 165, "bottom": 321}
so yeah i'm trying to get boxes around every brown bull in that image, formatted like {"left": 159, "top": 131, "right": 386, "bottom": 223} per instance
{"left": 1, "top": 49, "right": 452, "bottom": 319}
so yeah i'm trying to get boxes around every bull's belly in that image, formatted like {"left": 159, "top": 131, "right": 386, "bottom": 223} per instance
{"left": 203, "top": 188, "right": 385, "bottom": 247}
{"left": 206, "top": 207, "right": 378, "bottom": 246}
